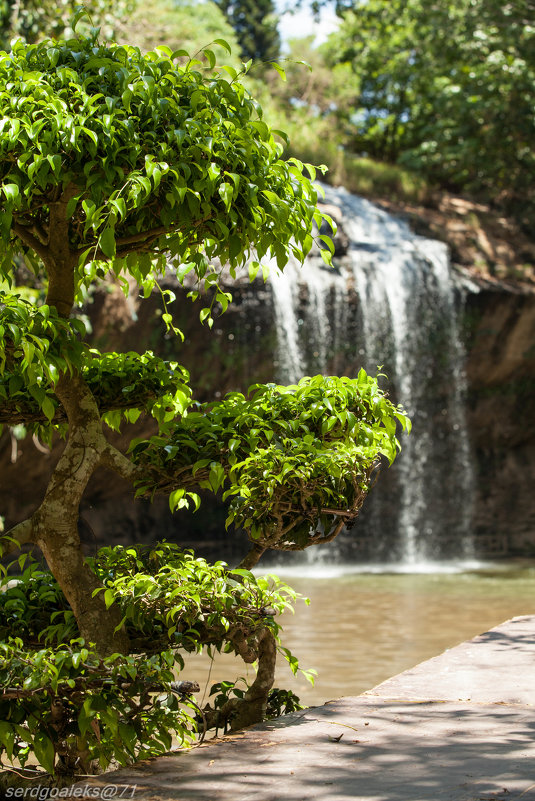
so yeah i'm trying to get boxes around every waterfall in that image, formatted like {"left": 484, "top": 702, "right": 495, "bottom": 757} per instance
{"left": 270, "top": 255, "right": 348, "bottom": 383}
{"left": 268, "top": 185, "right": 475, "bottom": 563}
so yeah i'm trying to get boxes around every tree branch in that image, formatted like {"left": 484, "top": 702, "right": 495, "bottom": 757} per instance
{"left": 12, "top": 221, "right": 50, "bottom": 263}
{"left": 99, "top": 443, "right": 144, "bottom": 484}
{"left": 237, "top": 543, "right": 267, "bottom": 571}
{"left": 0, "top": 518, "right": 34, "bottom": 557}
{"left": 77, "top": 215, "right": 213, "bottom": 261}
{"left": 115, "top": 225, "right": 172, "bottom": 247}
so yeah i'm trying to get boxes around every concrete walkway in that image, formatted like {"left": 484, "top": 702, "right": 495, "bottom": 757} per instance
{"left": 76, "top": 616, "right": 535, "bottom": 801}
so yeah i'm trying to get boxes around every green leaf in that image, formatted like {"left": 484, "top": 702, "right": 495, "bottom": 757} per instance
{"left": 0, "top": 722, "right": 14, "bottom": 759}
{"left": 2, "top": 184, "right": 19, "bottom": 202}
{"left": 218, "top": 182, "right": 233, "bottom": 211}
{"left": 203, "top": 48, "right": 216, "bottom": 69}
{"left": 121, "top": 88, "right": 132, "bottom": 112}
{"left": 99, "top": 227, "right": 116, "bottom": 259}
{"left": 169, "top": 488, "right": 186, "bottom": 511}
{"left": 72, "top": 5, "right": 91, "bottom": 31}
{"left": 33, "top": 730, "right": 55, "bottom": 774}
{"left": 270, "top": 62, "right": 287, "bottom": 82}
{"left": 319, "top": 234, "right": 335, "bottom": 255}
{"left": 104, "top": 589, "right": 115, "bottom": 609}
{"left": 41, "top": 396, "right": 55, "bottom": 422}
{"left": 199, "top": 308, "right": 212, "bottom": 325}
{"left": 248, "top": 261, "right": 260, "bottom": 282}
{"left": 213, "top": 38, "right": 232, "bottom": 54}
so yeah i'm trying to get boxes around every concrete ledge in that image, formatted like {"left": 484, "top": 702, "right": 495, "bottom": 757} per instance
{"left": 75, "top": 616, "right": 535, "bottom": 801}
{"left": 366, "top": 614, "right": 535, "bottom": 706}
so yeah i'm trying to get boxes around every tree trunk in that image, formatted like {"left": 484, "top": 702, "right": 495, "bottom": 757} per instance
{"left": 35, "top": 520, "right": 129, "bottom": 656}
{"left": 31, "top": 375, "right": 130, "bottom": 656}
{"left": 21, "top": 200, "right": 131, "bottom": 656}
{"left": 228, "top": 628, "right": 276, "bottom": 731}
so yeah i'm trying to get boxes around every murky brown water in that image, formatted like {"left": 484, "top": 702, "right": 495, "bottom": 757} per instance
{"left": 180, "top": 561, "right": 535, "bottom": 708}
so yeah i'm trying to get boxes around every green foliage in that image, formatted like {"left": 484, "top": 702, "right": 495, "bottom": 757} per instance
{"left": 266, "top": 687, "right": 305, "bottom": 718}
{"left": 0, "top": 637, "right": 197, "bottom": 776}
{"left": 0, "top": 544, "right": 305, "bottom": 779}
{"left": 215, "top": 0, "right": 280, "bottom": 63}
{"left": 0, "top": 292, "right": 85, "bottom": 431}
{"left": 325, "top": 0, "right": 535, "bottom": 216}
{"left": 0, "top": 29, "right": 328, "bottom": 321}
{"left": 132, "top": 372, "right": 410, "bottom": 553}
{"left": 207, "top": 679, "right": 304, "bottom": 731}
{"left": 91, "top": 543, "right": 299, "bottom": 651}
{"left": 0, "top": 292, "right": 192, "bottom": 434}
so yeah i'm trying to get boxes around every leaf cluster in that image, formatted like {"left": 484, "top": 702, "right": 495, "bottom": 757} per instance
{"left": 0, "top": 543, "right": 304, "bottom": 778}
{"left": 91, "top": 543, "right": 299, "bottom": 654}
{"left": 207, "top": 679, "right": 304, "bottom": 729}
{"left": 132, "top": 372, "right": 410, "bottom": 552}
{"left": 0, "top": 31, "right": 328, "bottom": 306}
{"left": 0, "top": 291, "right": 85, "bottom": 431}
{"left": 0, "top": 636, "right": 198, "bottom": 776}
{"left": 0, "top": 292, "right": 192, "bottom": 434}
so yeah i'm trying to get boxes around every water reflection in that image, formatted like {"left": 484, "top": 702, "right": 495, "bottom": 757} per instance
{"left": 180, "top": 562, "right": 535, "bottom": 708}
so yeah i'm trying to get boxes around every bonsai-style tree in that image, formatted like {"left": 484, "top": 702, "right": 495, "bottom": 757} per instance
{"left": 0, "top": 20, "right": 409, "bottom": 780}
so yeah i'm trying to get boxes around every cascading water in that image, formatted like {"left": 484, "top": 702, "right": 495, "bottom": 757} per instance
{"left": 268, "top": 184, "right": 474, "bottom": 563}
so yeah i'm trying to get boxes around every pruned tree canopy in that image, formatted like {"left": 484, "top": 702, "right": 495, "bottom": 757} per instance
{"left": 0, "top": 28, "right": 320, "bottom": 311}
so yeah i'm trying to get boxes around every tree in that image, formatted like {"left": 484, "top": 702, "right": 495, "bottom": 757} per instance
{"left": 324, "top": 0, "right": 535, "bottom": 218}
{"left": 254, "top": 35, "right": 358, "bottom": 170}
{"left": 0, "top": 20, "right": 321, "bottom": 653}
{"left": 0, "top": 21, "right": 409, "bottom": 780}
{"left": 0, "top": 0, "right": 131, "bottom": 48}
{"left": 117, "top": 0, "right": 241, "bottom": 64}
{"left": 215, "top": 0, "right": 280, "bottom": 62}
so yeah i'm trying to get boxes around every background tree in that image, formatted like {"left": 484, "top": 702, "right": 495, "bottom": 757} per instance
{"left": 324, "top": 0, "right": 535, "bottom": 222}
{"left": 214, "top": 0, "right": 280, "bottom": 62}
{"left": 117, "top": 0, "right": 241, "bottom": 64}
{"left": 0, "top": 0, "right": 131, "bottom": 48}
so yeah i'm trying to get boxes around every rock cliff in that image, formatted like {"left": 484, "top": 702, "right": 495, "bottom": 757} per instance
{"left": 463, "top": 277, "right": 535, "bottom": 555}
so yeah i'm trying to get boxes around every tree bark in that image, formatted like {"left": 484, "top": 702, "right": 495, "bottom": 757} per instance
{"left": 11, "top": 196, "right": 131, "bottom": 656}
{"left": 237, "top": 543, "right": 266, "bottom": 570}
{"left": 30, "top": 375, "right": 130, "bottom": 656}
{"left": 43, "top": 186, "right": 80, "bottom": 316}
{"left": 226, "top": 628, "right": 276, "bottom": 731}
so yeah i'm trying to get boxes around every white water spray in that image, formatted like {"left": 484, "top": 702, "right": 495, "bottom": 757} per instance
{"left": 268, "top": 185, "right": 474, "bottom": 562}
